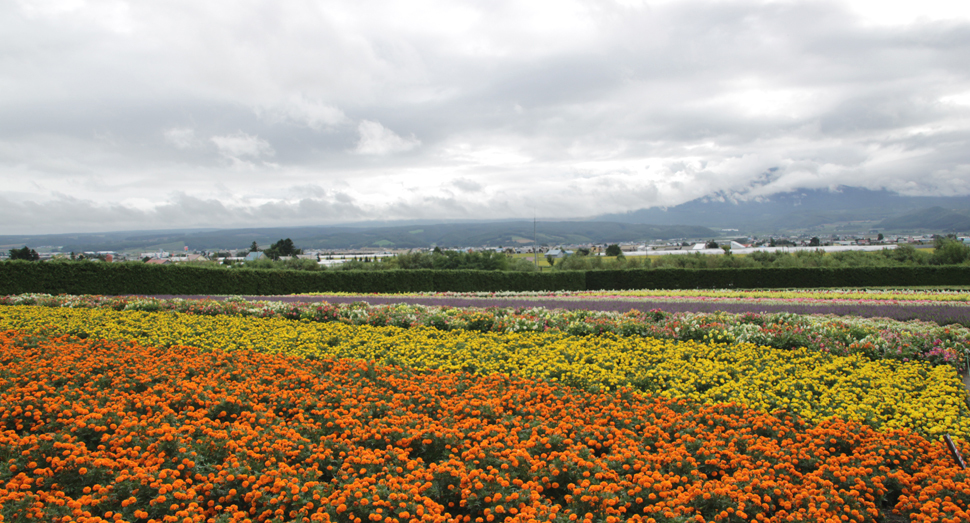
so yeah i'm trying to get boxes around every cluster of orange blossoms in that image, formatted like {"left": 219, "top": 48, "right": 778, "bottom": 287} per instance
{"left": 1, "top": 329, "right": 969, "bottom": 523}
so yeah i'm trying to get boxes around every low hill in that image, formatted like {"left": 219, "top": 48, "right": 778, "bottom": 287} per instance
{"left": 877, "top": 207, "right": 970, "bottom": 232}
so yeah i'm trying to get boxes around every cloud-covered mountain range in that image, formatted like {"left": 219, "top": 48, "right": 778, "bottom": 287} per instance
{"left": 3, "top": 187, "right": 969, "bottom": 252}
{"left": 2, "top": 1, "right": 969, "bottom": 235}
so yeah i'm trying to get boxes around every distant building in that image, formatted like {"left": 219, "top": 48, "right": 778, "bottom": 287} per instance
{"left": 169, "top": 254, "right": 205, "bottom": 263}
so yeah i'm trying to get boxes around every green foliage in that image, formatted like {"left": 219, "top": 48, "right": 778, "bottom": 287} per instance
{"left": 643, "top": 247, "right": 936, "bottom": 270}
{"left": 931, "top": 237, "right": 970, "bottom": 265}
{"left": 557, "top": 254, "right": 605, "bottom": 271}
{"left": 604, "top": 244, "right": 622, "bottom": 257}
{"left": 242, "top": 257, "right": 321, "bottom": 271}
{"left": 263, "top": 238, "right": 302, "bottom": 260}
{"left": 332, "top": 259, "right": 382, "bottom": 271}
{"left": 509, "top": 258, "right": 538, "bottom": 272}
{"left": 3, "top": 249, "right": 970, "bottom": 295}
{"left": 432, "top": 270, "right": 585, "bottom": 292}
{"left": 427, "top": 250, "right": 511, "bottom": 271}
{"left": 8, "top": 246, "right": 39, "bottom": 261}
{"left": 651, "top": 252, "right": 751, "bottom": 269}
{"left": 388, "top": 251, "right": 434, "bottom": 269}
{"left": 768, "top": 237, "right": 796, "bottom": 247}
{"left": 883, "top": 244, "right": 930, "bottom": 265}
{"left": 239, "top": 259, "right": 278, "bottom": 270}
{"left": 0, "top": 261, "right": 431, "bottom": 294}
{"left": 0, "top": 261, "right": 581, "bottom": 294}
{"left": 326, "top": 250, "right": 520, "bottom": 271}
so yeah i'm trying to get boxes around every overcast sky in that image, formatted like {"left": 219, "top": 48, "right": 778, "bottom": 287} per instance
{"left": 2, "top": 0, "right": 969, "bottom": 234}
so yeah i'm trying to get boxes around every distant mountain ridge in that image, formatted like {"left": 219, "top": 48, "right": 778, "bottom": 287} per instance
{"left": 0, "top": 222, "right": 716, "bottom": 253}
{"left": 596, "top": 187, "right": 970, "bottom": 232}
{"left": 5, "top": 187, "right": 969, "bottom": 253}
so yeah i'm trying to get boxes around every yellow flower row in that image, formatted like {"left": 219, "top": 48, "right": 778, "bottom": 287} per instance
{"left": 3, "top": 304, "right": 968, "bottom": 440}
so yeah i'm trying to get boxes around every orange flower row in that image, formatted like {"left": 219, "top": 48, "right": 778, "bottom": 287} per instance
{"left": 1, "top": 329, "right": 969, "bottom": 523}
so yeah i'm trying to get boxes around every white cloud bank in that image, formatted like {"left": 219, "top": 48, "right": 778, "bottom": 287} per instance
{"left": 258, "top": 95, "right": 349, "bottom": 129}
{"left": 211, "top": 132, "right": 275, "bottom": 164}
{"left": 354, "top": 120, "right": 421, "bottom": 155}
{"left": 1, "top": 0, "right": 969, "bottom": 233}
{"left": 164, "top": 128, "right": 197, "bottom": 149}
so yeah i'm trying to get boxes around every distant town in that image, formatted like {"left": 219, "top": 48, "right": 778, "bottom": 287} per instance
{"left": 5, "top": 231, "right": 968, "bottom": 266}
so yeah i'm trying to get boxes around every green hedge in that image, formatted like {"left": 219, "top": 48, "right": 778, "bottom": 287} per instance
{"left": 2, "top": 261, "right": 970, "bottom": 295}
{"left": 432, "top": 270, "right": 585, "bottom": 292}
{"left": 0, "top": 262, "right": 584, "bottom": 295}
{"left": 0, "top": 262, "right": 434, "bottom": 295}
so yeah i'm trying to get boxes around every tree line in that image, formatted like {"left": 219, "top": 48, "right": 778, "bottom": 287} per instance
{"left": 9, "top": 236, "right": 969, "bottom": 272}
{"left": 553, "top": 237, "right": 970, "bottom": 271}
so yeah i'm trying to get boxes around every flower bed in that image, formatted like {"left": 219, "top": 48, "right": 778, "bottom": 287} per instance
{"left": 406, "top": 288, "right": 970, "bottom": 303}
{"left": 289, "top": 294, "right": 970, "bottom": 330}
{"left": 2, "top": 305, "right": 968, "bottom": 440}
{"left": 3, "top": 293, "right": 968, "bottom": 370}
{"left": 2, "top": 330, "right": 969, "bottom": 523}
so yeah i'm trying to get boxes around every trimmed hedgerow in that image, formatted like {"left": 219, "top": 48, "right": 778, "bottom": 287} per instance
{"left": 3, "top": 261, "right": 970, "bottom": 295}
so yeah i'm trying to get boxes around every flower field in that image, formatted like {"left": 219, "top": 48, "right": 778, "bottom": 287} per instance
{"left": 290, "top": 291, "right": 970, "bottom": 327}
{"left": 2, "top": 294, "right": 967, "bottom": 369}
{"left": 2, "top": 330, "right": 970, "bottom": 523}
{"left": 3, "top": 291, "right": 970, "bottom": 523}
{"left": 1, "top": 305, "right": 968, "bottom": 440}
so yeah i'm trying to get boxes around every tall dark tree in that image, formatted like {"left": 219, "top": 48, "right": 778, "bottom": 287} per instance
{"left": 605, "top": 244, "right": 622, "bottom": 257}
{"left": 8, "top": 246, "right": 39, "bottom": 261}
{"left": 264, "top": 238, "right": 302, "bottom": 260}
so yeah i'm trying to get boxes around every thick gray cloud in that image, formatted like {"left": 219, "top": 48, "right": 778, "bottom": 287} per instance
{"left": 1, "top": 0, "right": 969, "bottom": 233}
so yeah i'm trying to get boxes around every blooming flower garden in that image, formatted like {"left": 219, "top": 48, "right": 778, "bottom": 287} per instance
{"left": 2, "top": 292, "right": 970, "bottom": 522}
